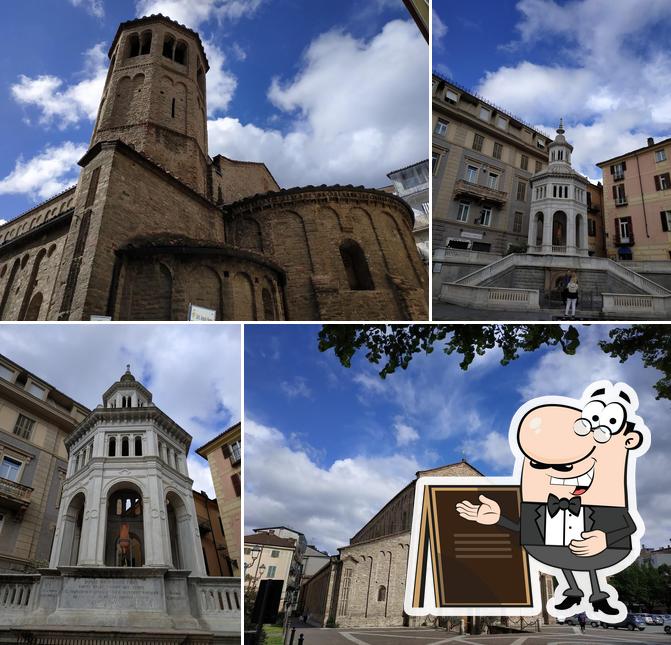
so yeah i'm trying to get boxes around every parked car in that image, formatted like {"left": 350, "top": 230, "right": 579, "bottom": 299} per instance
{"left": 651, "top": 615, "right": 665, "bottom": 625}
{"left": 601, "top": 614, "right": 646, "bottom": 631}
{"left": 642, "top": 614, "right": 655, "bottom": 624}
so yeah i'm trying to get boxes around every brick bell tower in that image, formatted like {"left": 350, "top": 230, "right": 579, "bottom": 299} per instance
{"left": 90, "top": 15, "right": 210, "bottom": 195}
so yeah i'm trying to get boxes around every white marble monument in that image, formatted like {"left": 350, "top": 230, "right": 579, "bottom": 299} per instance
{"left": 527, "top": 119, "right": 590, "bottom": 257}
{"left": 0, "top": 368, "right": 239, "bottom": 644}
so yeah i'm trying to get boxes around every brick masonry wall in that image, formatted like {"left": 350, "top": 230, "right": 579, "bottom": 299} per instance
{"left": 227, "top": 188, "right": 429, "bottom": 320}
{"left": 210, "top": 158, "right": 280, "bottom": 205}
{"left": 0, "top": 224, "right": 70, "bottom": 321}
{"left": 115, "top": 252, "right": 284, "bottom": 321}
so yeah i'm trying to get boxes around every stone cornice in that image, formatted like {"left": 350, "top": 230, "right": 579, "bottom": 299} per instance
{"left": 224, "top": 185, "right": 415, "bottom": 228}
{"left": 0, "top": 379, "right": 81, "bottom": 433}
{"left": 0, "top": 210, "right": 73, "bottom": 257}
{"left": 65, "top": 405, "right": 191, "bottom": 450}
{"left": 117, "top": 240, "right": 286, "bottom": 280}
{"left": 531, "top": 168, "right": 590, "bottom": 186}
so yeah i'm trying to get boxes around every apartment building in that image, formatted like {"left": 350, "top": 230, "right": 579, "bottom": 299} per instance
{"left": 0, "top": 354, "right": 89, "bottom": 571}
{"left": 586, "top": 181, "right": 606, "bottom": 257}
{"left": 193, "top": 489, "right": 234, "bottom": 576}
{"left": 432, "top": 74, "right": 552, "bottom": 291}
{"left": 597, "top": 137, "right": 671, "bottom": 261}
{"left": 196, "top": 422, "right": 241, "bottom": 575}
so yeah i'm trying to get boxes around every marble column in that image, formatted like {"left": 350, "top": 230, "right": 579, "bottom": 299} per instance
{"left": 567, "top": 211, "right": 577, "bottom": 255}
{"left": 542, "top": 213, "right": 553, "bottom": 254}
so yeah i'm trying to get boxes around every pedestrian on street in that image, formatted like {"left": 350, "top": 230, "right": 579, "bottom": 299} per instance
{"left": 578, "top": 612, "right": 587, "bottom": 633}
{"left": 565, "top": 273, "right": 578, "bottom": 318}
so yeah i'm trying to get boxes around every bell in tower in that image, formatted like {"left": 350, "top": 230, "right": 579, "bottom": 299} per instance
{"left": 90, "top": 15, "right": 210, "bottom": 195}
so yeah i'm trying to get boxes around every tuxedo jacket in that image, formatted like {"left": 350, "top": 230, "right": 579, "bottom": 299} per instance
{"left": 499, "top": 502, "right": 636, "bottom": 550}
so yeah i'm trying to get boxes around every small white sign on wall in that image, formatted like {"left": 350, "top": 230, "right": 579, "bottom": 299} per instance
{"left": 188, "top": 304, "right": 216, "bottom": 321}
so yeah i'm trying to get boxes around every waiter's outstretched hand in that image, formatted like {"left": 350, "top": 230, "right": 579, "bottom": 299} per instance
{"left": 569, "top": 530, "right": 607, "bottom": 556}
{"left": 456, "top": 495, "right": 501, "bottom": 525}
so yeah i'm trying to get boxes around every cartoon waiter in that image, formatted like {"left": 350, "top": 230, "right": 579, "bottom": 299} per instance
{"left": 457, "top": 380, "right": 649, "bottom": 619}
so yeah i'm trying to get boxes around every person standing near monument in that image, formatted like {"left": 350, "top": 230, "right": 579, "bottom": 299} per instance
{"left": 565, "top": 273, "right": 579, "bottom": 318}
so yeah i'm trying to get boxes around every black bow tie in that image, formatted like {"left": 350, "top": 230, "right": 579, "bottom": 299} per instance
{"left": 547, "top": 494, "right": 581, "bottom": 518}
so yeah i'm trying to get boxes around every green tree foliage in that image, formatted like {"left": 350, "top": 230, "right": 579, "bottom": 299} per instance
{"left": 318, "top": 325, "right": 671, "bottom": 400}
{"left": 610, "top": 563, "right": 671, "bottom": 612}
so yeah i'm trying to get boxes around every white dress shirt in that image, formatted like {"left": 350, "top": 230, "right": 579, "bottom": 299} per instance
{"left": 545, "top": 505, "right": 585, "bottom": 546}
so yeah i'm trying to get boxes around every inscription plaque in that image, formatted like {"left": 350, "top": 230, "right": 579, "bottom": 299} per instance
{"left": 60, "top": 577, "right": 164, "bottom": 611}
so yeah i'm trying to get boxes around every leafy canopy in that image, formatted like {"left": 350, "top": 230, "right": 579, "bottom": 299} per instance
{"left": 318, "top": 325, "right": 671, "bottom": 400}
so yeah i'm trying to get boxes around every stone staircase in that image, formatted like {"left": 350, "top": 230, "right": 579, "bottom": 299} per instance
{"left": 440, "top": 253, "right": 671, "bottom": 318}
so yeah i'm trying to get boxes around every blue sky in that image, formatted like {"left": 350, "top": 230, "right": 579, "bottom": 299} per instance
{"left": 433, "top": 0, "right": 671, "bottom": 179}
{"left": 0, "top": 323, "right": 241, "bottom": 495}
{"left": 0, "top": 0, "right": 427, "bottom": 223}
{"left": 245, "top": 324, "right": 671, "bottom": 554}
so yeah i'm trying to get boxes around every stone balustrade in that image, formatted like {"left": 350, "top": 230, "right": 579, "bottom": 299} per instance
{"left": 602, "top": 293, "right": 671, "bottom": 317}
{"left": 0, "top": 575, "right": 39, "bottom": 612}
{"left": 440, "top": 282, "right": 540, "bottom": 311}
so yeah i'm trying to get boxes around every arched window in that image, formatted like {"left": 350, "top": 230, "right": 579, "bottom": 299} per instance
{"left": 109, "top": 437, "right": 116, "bottom": 457}
{"left": 377, "top": 586, "right": 386, "bottom": 601}
{"left": 135, "top": 436, "right": 142, "bottom": 456}
{"left": 121, "top": 436, "right": 129, "bottom": 457}
{"left": 128, "top": 33, "right": 140, "bottom": 58}
{"left": 197, "top": 63, "right": 205, "bottom": 95}
{"left": 262, "top": 288, "right": 275, "bottom": 320}
{"left": 105, "top": 488, "right": 144, "bottom": 567}
{"left": 174, "top": 41, "right": 187, "bottom": 65}
{"left": 339, "top": 240, "right": 374, "bottom": 290}
{"left": 140, "top": 31, "right": 152, "bottom": 55}
{"left": 163, "top": 34, "right": 175, "bottom": 59}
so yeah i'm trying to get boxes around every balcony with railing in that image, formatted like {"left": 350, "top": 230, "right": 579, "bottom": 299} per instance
{"left": 0, "top": 477, "right": 32, "bottom": 514}
{"left": 454, "top": 179, "right": 508, "bottom": 205}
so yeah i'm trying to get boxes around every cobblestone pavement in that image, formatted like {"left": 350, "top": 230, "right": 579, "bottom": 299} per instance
{"left": 288, "top": 624, "right": 669, "bottom": 645}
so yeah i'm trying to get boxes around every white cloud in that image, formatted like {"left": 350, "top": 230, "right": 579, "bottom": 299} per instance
{"left": 394, "top": 418, "right": 419, "bottom": 446}
{"left": 187, "top": 455, "right": 215, "bottom": 497}
{"left": 461, "top": 431, "right": 513, "bottom": 472}
{"left": 432, "top": 8, "right": 447, "bottom": 46}
{"left": 473, "top": 0, "right": 671, "bottom": 175}
{"left": 245, "top": 419, "right": 423, "bottom": 553}
{"left": 280, "top": 378, "right": 311, "bottom": 399}
{"left": 203, "top": 39, "right": 238, "bottom": 115}
{"left": 69, "top": 0, "right": 104, "bottom": 18}
{"left": 0, "top": 325, "right": 241, "bottom": 450}
{"left": 208, "top": 19, "right": 427, "bottom": 188}
{"left": 134, "top": 0, "right": 264, "bottom": 30}
{"left": 11, "top": 43, "right": 107, "bottom": 129}
{"left": 0, "top": 142, "right": 87, "bottom": 201}
{"left": 0, "top": 219, "right": 7, "bottom": 226}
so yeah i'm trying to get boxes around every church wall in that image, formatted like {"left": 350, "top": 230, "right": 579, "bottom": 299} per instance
{"left": 114, "top": 252, "right": 284, "bottom": 321}
{"left": 210, "top": 157, "right": 280, "bottom": 205}
{"left": 0, "top": 223, "right": 70, "bottom": 321}
{"left": 336, "top": 533, "right": 412, "bottom": 628}
{"left": 59, "top": 145, "right": 226, "bottom": 320}
{"left": 228, "top": 188, "right": 428, "bottom": 320}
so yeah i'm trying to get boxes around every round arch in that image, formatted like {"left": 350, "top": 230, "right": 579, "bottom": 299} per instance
{"left": 58, "top": 491, "right": 86, "bottom": 566}
{"left": 552, "top": 211, "right": 567, "bottom": 246}
{"left": 103, "top": 481, "right": 146, "bottom": 567}
{"left": 165, "top": 489, "right": 196, "bottom": 571}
